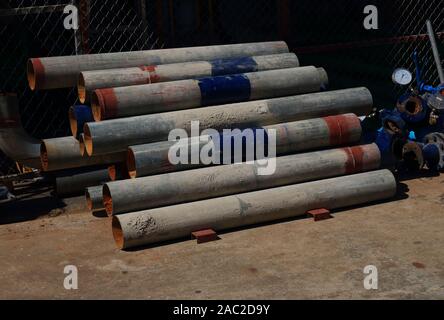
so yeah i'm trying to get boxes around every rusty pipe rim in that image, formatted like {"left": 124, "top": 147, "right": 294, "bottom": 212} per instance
{"left": 77, "top": 73, "right": 87, "bottom": 104}
{"left": 40, "top": 142, "right": 50, "bottom": 171}
{"left": 91, "top": 90, "right": 105, "bottom": 122}
{"left": 103, "top": 184, "right": 114, "bottom": 217}
{"left": 126, "top": 148, "right": 137, "bottom": 179}
{"left": 397, "top": 96, "right": 423, "bottom": 116}
{"left": 83, "top": 124, "right": 94, "bottom": 156}
{"left": 69, "top": 106, "right": 79, "bottom": 138}
{"left": 112, "top": 216, "right": 124, "bottom": 249}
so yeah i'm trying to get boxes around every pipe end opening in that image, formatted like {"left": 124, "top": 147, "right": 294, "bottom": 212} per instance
{"left": 78, "top": 73, "right": 87, "bottom": 104}
{"left": 127, "top": 149, "right": 137, "bottom": 179}
{"left": 83, "top": 125, "right": 94, "bottom": 156}
{"left": 112, "top": 216, "right": 125, "bottom": 250}
{"left": 103, "top": 184, "right": 114, "bottom": 217}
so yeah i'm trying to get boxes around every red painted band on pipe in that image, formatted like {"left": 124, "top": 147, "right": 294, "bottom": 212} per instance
{"left": 324, "top": 114, "right": 361, "bottom": 146}
{"left": 139, "top": 65, "right": 160, "bottom": 83}
{"left": 93, "top": 88, "right": 118, "bottom": 121}
{"left": 27, "top": 58, "right": 45, "bottom": 90}
{"left": 323, "top": 115, "right": 342, "bottom": 145}
{"left": 0, "top": 117, "right": 20, "bottom": 128}
{"left": 343, "top": 146, "right": 365, "bottom": 175}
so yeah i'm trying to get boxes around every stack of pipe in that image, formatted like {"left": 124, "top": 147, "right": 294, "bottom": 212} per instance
{"left": 25, "top": 41, "right": 397, "bottom": 249}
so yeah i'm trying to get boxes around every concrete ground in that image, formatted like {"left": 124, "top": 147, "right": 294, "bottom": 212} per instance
{"left": 0, "top": 172, "right": 443, "bottom": 300}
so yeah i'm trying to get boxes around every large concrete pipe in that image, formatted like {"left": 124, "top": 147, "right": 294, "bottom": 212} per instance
{"left": 91, "top": 66, "right": 328, "bottom": 121}
{"left": 0, "top": 94, "right": 41, "bottom": 168}
{"left": 85, "top": 186, "right": 105, "bottom": 212}
{"left": 28, "top": 41, "right": 289, "bottom": 90}
{"left": 106, "top": 144, "right": 381, "bottom": 216}
{"left": 41, "top": 136, "right": 126, "bottom": 171}
{"left": 69, "top": 105, "right": 94, "bottom": 139}
{"left": 127, "top": 114, "right": 362, "bottom": 178}
{"left": 112, "top": 169, "right": 397, "bottom": 249}
{"left": 55, "top": 168, "right": 110, "bottom": 196}
{"left": 78, "top": 53, "right": 300, "bottom": 103}
{"left": 84, "top": 87, "right": 373, "bottom": 155}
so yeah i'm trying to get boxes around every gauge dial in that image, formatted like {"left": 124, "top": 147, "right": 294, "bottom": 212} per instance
{"left": 392, "top": 68, "right": 413, "bottom": 86}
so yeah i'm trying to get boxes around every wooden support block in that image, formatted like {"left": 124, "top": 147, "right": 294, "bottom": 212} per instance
{"left": 192, "top": 229, "right": 219, "bottom": 244}
{"left": 307, "top": 208, "right": 332, "bottom": 222}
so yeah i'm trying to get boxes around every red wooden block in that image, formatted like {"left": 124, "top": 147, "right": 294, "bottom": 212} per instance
{"left": 192, "top": 229, "right": 219, "bottom": 244}
{"left": 307, "top": 208, "right": 332, "bottom": 222}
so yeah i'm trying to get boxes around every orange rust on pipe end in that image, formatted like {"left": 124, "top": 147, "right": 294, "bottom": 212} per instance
{"left": 112, "top": 216, "right": 125, "bottom": 249}
{"left": 78, "top": 73, "right": 87, "bottom": 104}
{"left": 397, "top": 96, "right": 422, "bottom": 116}
{"left": 83, "top": 124, "right": 94, "bottom": 156}
{"left": 108, "top": 165, "right": 118, "bottom": 181}
{"left": 85, "top": 189, "right": 93, "bottom": 211}
{"left": 79, "top": 134, "right": 86, "bottom": 156}
{"left": 103, "top": 185, "right": 114, "bottom": 217}
{"left": 126, "top": 148, "right": 137, "bottom": 179}
{"left": 92, "top": 88, "right": 118, "bottom": 121}
{"left": 40, "top": 142, "right": 49, "bottom": 171}
{"left": 69, "top": 107, "right": 78, "bottom": 138}
{"left": 27, "top": 58, "right": 45, "bottom": 90}
{"left": 323, "top": 114, "right": 360, "bottom": 146}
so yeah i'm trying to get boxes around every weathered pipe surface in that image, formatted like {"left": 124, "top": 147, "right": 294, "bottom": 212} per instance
{"left": 56, "top": 168, "right": 109, "bottom": 196}
{"left": 84, "top": 87, "right": 373, "bottom": 156}
{"left": 69, "top": 105, "right": 94, "bottom": 139}
{"left": 127, "top": 114, "right": 362, "bottom": 178}
{"left": 112, "top": 169, "right": 397, "bottom": 249}
{"left": 85, "top": 186, "right": 104, "bottom": 212}
{"left": 91, "top": 66, "right": 328, "bottom": 121}
{"left": 0, "top": 94, "right": 41, "bottom": 168}
{"left": 78, "top": 53, "right": 299, "bottom": 103}
{"left": 106, "top": 144, "right": 381, "bottom": 216}
{"left": 28, "top": 41, "right": 289, "bottom": 90}
{"left": 41, "top": 136, "right": 126, "bottom": 171}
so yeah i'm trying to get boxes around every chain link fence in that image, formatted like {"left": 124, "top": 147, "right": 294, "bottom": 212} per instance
{"left": 1, "top": 0, "right": 443, "bottom": 176}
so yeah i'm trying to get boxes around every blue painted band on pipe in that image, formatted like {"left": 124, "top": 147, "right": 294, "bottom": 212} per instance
{"left": 198, "top": 74, "right": 251, "bottom": 106}
{"left": 210, "top": 57, "right": 258, "bottom": 77}
{"left": 73, "top": 105, "right": 94, "bottom": 137}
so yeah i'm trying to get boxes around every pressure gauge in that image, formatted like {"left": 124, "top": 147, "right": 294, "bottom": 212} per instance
{"left": 392, "top": 68, "right": 413, "bottom": 86}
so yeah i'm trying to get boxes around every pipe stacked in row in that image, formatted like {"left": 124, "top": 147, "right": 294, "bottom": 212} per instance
{"left": 91, "top": 66, "right": 327, "bottom": 120}
{"left": 28, "top": 41, "right": 289, "bottom": 90}
{"left": 79, "top": 53, "right": 299, "bottom": 103}
{"left": 84, "top": 88, "right": 373, "bottom": 155}
{"left": 105, "top": 144, "right": 381, "bottom": 216}
{"left": 113, "top": 170, "right": 397, "bottom": 249}
{"left": 126, "top": 113, "right": 362, "bottom": 178}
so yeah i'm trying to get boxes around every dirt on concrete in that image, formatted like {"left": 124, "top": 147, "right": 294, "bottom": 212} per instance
{"left": 0, "top": 172, "right": 443, "bottom": 299}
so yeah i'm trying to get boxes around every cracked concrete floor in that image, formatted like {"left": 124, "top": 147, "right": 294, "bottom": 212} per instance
{"left": 0, "top": 173, "right": 443, "bottom": 299}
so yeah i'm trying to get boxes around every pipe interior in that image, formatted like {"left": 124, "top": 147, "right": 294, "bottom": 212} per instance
{"left": 108, "top": 165, "right": 117, "bottom": 181}
{"left": 91, "top": 91, "right": 102, "bottom": 122}
{"left": 405, "top": 99, "right": 421, "bottom": 115}
{"left": 103, "top": 184, "right": 114, "bottom": 217}
{"left": 83, "top": 125, "right": 94, "bottom": 156}
{"left": 112, "top": 217, "right": 124, "bottom": 250}
{"left": 79, "top": 134, "right": 86, "bottom": 156}
{"left": 40, "top": 143, "right": 49, "bottom": 171}
{"left": 85, "top": 189, "right": 93, "bottom": 210}
{"left": 27, "top": 60, "right": 36, "bottom": 90}
{"left": 126, "top": 149, "right": 137, "bottom": 179}
{"left": 77, "top": 73, "right": 87, "bottom": 104}
{"left": 68, "top": 107, "right": 78, "bottom": 138}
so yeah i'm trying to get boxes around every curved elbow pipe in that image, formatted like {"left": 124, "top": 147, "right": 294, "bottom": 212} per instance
{"left": 0, "top": 94, "right": 41, "bottom": 169}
